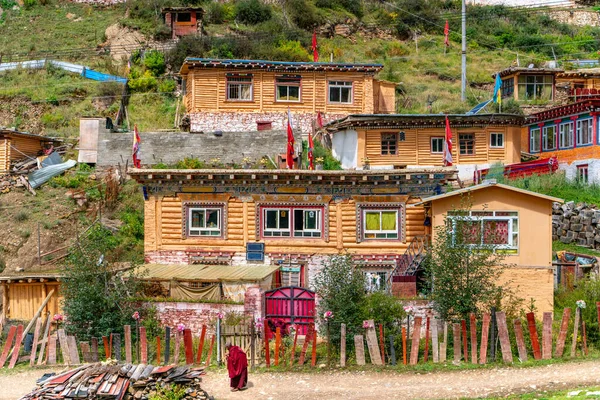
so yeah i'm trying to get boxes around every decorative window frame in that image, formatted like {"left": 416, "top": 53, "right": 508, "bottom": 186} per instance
{"left": 182, "top": 201, "right": 228, "bottom": 239}
{"left": 255, "top": 202, "right": 329, "bottom": 241}
{"left": 356, "top": 202, "right": 406, "bottom": 243}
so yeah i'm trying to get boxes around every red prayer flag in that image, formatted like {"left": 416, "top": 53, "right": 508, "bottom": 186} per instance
{"left": 308, "top": 131, "right": 314, "bottom": 170}
{"left": 444, "top": 20, "right": 450, "bottom": 47}
{"left": 316, "top": 111, "right": 323, "bottom": 128}
{"left": 132, "top": 124, "right": 141, "bottom": 168}
{"left": 443, "top": 115, "right": 453, "bottom": 167}
{"left": 286, "top": 109, "right": 295, "bottom": 169}
{"left": 312, "top": 30, "right": 319, "bottom": 62}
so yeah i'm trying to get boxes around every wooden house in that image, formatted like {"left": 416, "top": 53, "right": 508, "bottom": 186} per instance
{"left": 324, "top": 114, "right": 524, "bottom": 182}
{"left": 0, "top": 271, "right": 62, "bottom": 322}
{"left": 412, "top": 180, "right": 562, "bottom": 316}
{"left": 161, "top": 7, "right": 204, "bottom": 39}
{"left": 179, "top": 58, "right": 397, "bottom": 134}
{"left": 556, "top": 69, "right": 600, "bottom": 100}
{"left": 128, "top": 168, "right": 457, "bottom": 300}
{"left": 0, "top": 129, "right": 58, "bottom": 173}
{"left": 523, "top": 99, "right": 600, "bottom": 183}
{"left": 494, "top": 66, "right": 563, "bottom": 103}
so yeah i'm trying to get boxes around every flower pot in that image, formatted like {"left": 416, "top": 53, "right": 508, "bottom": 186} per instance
{"left": 315, "top": 164, "right": 324, "bottom": 170}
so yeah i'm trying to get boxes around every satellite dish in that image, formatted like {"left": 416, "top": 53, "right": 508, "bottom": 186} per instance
{"left": 528, "top": 64, "right": 534, "bottom": 69}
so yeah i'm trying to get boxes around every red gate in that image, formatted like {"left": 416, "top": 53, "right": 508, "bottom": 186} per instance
{"left": 264, "top": 286, "right": 316, "bottom": 335}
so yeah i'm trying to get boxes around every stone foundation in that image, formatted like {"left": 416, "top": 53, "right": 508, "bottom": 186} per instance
{"left": 188, "top": 111, "right": 347, "bottom": 134}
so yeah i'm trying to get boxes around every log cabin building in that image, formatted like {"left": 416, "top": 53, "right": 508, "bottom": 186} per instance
{"left": 161, "top": 7, "right": 204, "bottom": 39}
{"left": 523, "top": 99, "right": 600, "bottom": 184}
{"left": 179, "top": 58, "right": 397, "bottom": 134}
{"left": 128, "top": 168, "right": 457, "bottom": 301}
{"left": 324, "top": 114, "right": 524, "bottom": 182}
{"left": 0, "top": 129, "right": 58, "bottom": 173}
{"left": 495, "top": 66, "right": 563, "bottom": 103}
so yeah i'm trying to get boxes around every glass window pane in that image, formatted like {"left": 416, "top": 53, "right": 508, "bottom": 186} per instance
{"left": 206, "top": 210, "right": 219, "bottom": 228}
{"left": 294, "top": 209, "right": 303, "bottom": 231}
{"left": 279, "top": 210, "right": 289, "bottom": 229}
{"left": 341, "top": 87, "right": 351, "bottom": 103}
{"left": 330, "top": 87, "right": 340, "bottom": 102}
{"left": 483, "top": 220, "right": 509, "bottom": 244}
{"left": 191, "top": 210, "right": 204, "bottom": 228}
{"left": 277, "top": 85, "right": 287, "bottom": 100}
{"left": 381, "top": 211, "right": 397, "bottom": 230}
{"left": 288, "top": 86, "right": 300, "bottom": 101}
{"left": 365, "top": 212, "right": 381, "bottom": 231}
{"left": 266, "top": 210, "right": 278, "bottom": 229}
{"left": 304, "top": 210, "right": 317, "bottom": 230}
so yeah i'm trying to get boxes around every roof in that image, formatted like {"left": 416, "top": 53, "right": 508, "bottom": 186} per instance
{"left": 180, "top": 58, "right": 384, "bottom": 75}
{"left": 493, "top": 67, "right": 563, "bottom": 78}
{"left": 525, "top": 99, "right": 600, "bottom": 124}
{"left": 0, "top": 129, "right": 62, "bottom": 142}
{"left": 161, "top": 7, "right": 204, "bottom": 13}
{"left": 138, "top": 264, "right": 280, "bottom": 282}
{"left": 557, "top": 68, "right": 600, "bottom": 79}
{"left": 324, "top": 113, "right": 525, "bottom": 131}
{"left": 0, "top": 270, "right": 62, "bottom": 282}
{"left": 410, "top": 180, "right": 564, "bottom": 206}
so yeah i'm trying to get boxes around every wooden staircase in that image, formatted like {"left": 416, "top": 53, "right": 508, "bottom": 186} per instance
{"left": 389, "top": 235, "right": 429, "bottom": 284}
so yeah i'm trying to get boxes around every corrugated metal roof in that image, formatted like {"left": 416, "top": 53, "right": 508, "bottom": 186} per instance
{"left": 28, "top": 159, "right": 77, "bottom": 189}
{"left": 138, "top": 264, "right": 280, "bottom": 282}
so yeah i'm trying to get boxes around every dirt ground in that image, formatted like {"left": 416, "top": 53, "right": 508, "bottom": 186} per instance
{"left": 5, "top": 360, "right": 600, "bottom": 400}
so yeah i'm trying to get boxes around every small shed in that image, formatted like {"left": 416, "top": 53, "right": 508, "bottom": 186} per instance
{"left": 0, "top": 129, "right": 58, "bottom": 173}
{"left": 162, "top": 7, "right": 204, "bottom": 39}
{"left": 0, "top": 271, "right": 62, "bottom": 322}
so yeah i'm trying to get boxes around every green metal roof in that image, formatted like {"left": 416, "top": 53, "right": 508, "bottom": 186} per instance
{"left": 138, "top": 264, "right": 280, "bottom": 283}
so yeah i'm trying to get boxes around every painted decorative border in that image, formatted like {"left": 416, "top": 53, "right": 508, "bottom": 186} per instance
{"left": 254, "top": 202, "right": 329, "bottom": 242}
{"left": 181, "top": 201, "right": 228, "bottom": 239}
{"left": 355, "top": 202, "right": 406, "bottom": 243}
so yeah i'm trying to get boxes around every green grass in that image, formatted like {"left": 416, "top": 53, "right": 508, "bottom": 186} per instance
{"left": 553, "top": 241, "right": 600, "bottom": 258}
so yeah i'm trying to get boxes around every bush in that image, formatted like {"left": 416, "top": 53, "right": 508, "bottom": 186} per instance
{"left": 128, "top": 70, "right": 158, "bottom": 92}
{"left": 158, "top": 78, "right": 177, "bottom": 95}
{"left": 234, "top": 0, "right": 272, "bottom": 25}
{"left": 288, "top": 0, "right": 323, "bottom": 30}
{"left": 144, "top": 50, "right": 166, "bottom": 77}
{"left": 271, "top": 40, "right": 311, "bottom": 62}
{"left": 205, "top": 1, "right": 234, "bottom": 24}
{"left": 555, "top": 278, "right": 600, "bottom": 343}
{"left": 174, "top": 157, "right": 207, "bottom": 169}
{"left": 315, "top": 0, "right": 362, "bottom": 17}
{"left": 361, "top": 291, "right": 406, "bottom": 336}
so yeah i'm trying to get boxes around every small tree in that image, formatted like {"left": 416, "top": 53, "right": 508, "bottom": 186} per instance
{"left": 313, "top": 254, "right": 366, "bottom": 348}
{"left": 425, "top": 196, "right": 508, "bottom": 321}
{"left": 62, "top": 225, "right": 142, "bottom": 340}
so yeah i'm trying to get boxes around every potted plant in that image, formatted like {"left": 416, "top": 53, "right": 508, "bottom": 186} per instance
{"left": 210, "top": 157, "right": 222, "bottom": 168}
{"left": 315, "top": 157, "right": 324, "bottom": 170}
{"left": 362, "top": 157, "right": 371, "bottom": 170}
{"left": 242, "top": 156, "right": 252, "bottom": 169}
{"left": 259, "top": 157, "right": 269, "bottom": 169}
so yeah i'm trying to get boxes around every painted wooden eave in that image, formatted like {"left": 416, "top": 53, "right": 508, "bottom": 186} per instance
{"left": 526, "top": 99, "right": 600, "bottom": 124}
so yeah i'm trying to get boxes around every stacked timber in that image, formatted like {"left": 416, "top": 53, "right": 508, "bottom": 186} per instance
{"left": 19, "top": 363, "right": 212, "bottom": 400}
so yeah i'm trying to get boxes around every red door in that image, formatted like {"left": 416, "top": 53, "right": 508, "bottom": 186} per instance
{"left": 264, "top": 286, "right": 315, "bottom": 335}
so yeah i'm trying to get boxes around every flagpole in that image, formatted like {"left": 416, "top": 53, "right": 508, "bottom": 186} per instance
{"left": 461, "top": 0, "right": 467, "bottom": 102}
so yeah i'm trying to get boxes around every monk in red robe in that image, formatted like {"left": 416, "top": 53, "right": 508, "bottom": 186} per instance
{"left": 226, "top": 343, "right": 248, "bottom": 392}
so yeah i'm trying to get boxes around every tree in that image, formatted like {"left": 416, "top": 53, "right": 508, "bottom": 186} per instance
{"left": 61, "top": 225, "right": 142, "bottom": 340}
{"left": 424, "top": 196, "right": 509, "bottom": 322}
{"left": 313, "top": 254, "right": 366, "bottom": 348}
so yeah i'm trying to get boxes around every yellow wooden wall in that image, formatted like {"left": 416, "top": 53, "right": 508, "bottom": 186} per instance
{"left": 9, "top": 136, "right": 44, "bottom": 161}
{"left": 146, "top": 194, "right": 425, "bottom": 257}
{"left": 360, "top": 126, "right": 520, "bottom": 167}
{"left": 6, "top": 282, "right": 62, "bottom": 321}
{"left": 186, "top": 69, "right": 378, "bottom": 114}
{"left": 0, "top": 139, "right": 10, "bottom": 172}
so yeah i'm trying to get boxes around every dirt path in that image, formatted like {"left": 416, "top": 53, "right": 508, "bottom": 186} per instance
{"left": 5, "top": 361, "right": 600, "bottom": 400}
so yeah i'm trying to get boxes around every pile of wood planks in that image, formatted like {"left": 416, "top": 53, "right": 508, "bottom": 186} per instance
{"left": 19, "top": 362, "right": 210, "bottom": 400}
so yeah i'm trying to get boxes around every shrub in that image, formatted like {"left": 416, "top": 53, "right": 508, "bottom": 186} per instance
{"left": 272, "top": 40, "right": 311, "bottom": 62}
{"left": 315, "top": 0, "right": 362, "bottom": 17}
{"left": 360, "top": 291, "right": 406, "bottom": 336}
{"left": 144, "top": 50, "right": 166, "bottom": 77}
{"left": 14, "top": 211, "right": 29, "bottom": 222}
{"left": 205, "top": 1, "right": 234, "bottom": 24}
{"left": 158, "top": 78, "right": 177, "bottom": 95}
{"left": 288, "top": 0, "right": 323, "bottom": 30}
{"left": 174, "top": 157, "right": 207, "bottom": 169}
{"left": 234, "top": 0, "right": 272, "bottom": 25}
{"left": 128, "top": 70, "right": 158, "bottom": 92}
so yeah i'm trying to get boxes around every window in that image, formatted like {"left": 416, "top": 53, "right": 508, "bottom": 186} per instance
{"left": 363, "top": 209, "right": 399, "bottom": 239}
{"left": 559, "top": 122, "right": 574, "bottom": 149}
{"left": 459, "top": 134, "right": 475, "bottom": 155}
{"left": 381, "top": 133, "right": 397, "bottom": 155}
{"left": 542, "top": 125, "right": 556, "bottom": 151}
{"left": 448, "top": 210, "right": 519, "bottom": 252}
{"left": 431, "top": 137, "right": 444, "bottom": 153}
{"left": 490, "top": 132, "right": 504, "bottom": 148}
{"left": 577, "top": 164, "right": 589, "bottom": 184}
{"left": 275, "top": 76, "right": 301, "bottom": 102}
{"left": 227, "top": 76, "right": 253, "bottom": 101}
{"left": 576, "top": 118, "right": 593, "bottom": 146}
{"left": 328, "top": 81, "right": 353, "bottom": 104}
{"left": 518, "top": 75, "right": 553, "bottom": 101}
{"left": 501, "top": 78, "right": 514, "bottom": 98}
{"left": 364, "top": 271, "right": 387, "bottom": 292}
{"left": 262, "top": 207, "right": 322, "bottom": 238}
{"left": 530, "top": 127, "right": 541, "bottom": 152}
{"left": 188, "top": 208, "right": 222, "bottom": 237}
{"left": 176, "top": 12, "right": 191, "bottom": 22}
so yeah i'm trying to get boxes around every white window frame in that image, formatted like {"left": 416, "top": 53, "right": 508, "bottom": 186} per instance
{"left": 577, "top": 164, "right": 589, "bottom": 184}
{"left": 530, "top": 127, "right": 540, "bottom": 152}
{"left": 328, "top": 81, "right": 353, "bottom": 104}
{"left": 559, "top": 121, "right": 574, "bottom": 149}
{"left": 448, "top": 210, "right": 519, "bottom": 252}
{"left": 362, "top": 209, "right": 399, "bottom": 240}
{"left": 490, "top": 132, "right": 505, "bottom": 149}
{"left": 576, "top": 118, "right": 593, "bottom": 146}
{"left": 262, "top": 207, "right": 323, "bottom": 238}
{"left": 226, "top": 76, "right": 253, "bottom": 101}
{"left": 431, "top": 137, "right": 444, "bottom": 153}
{"left": 542, "top": 125, "right": 556, "bottom": 151}
{"left": 275, "top": 77, "right": 301, "bottom": 102}
{"left": 188, "top": 207, "right": 222, "bottom": 237}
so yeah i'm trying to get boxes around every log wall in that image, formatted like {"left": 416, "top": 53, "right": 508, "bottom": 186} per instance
{"left": 5, "top": 282, "right": 62, "bottom": 321}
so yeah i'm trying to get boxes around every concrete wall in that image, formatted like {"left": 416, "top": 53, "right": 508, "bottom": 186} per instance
{"left": 96, "top": 130, "right": 288, "bottom": 167}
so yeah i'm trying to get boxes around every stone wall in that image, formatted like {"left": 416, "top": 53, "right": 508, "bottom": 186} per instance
{"left": 188, "top": 112, "right": 347, "bottom": 135}
{"left": 553, "top": 201, "right": 600, "bottom": 248}
{"left": 549, "top": 9, "right": 600, "bottom": 27}
{"left": 96, "top": 130, "right": 288, "bottom": 167}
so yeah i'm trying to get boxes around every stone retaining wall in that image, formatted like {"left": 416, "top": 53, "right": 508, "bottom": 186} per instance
{"left": 552, "top": 201, "right": 600, "bottom": 249}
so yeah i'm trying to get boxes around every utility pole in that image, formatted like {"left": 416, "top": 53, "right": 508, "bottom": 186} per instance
{"left": 461, "top": 0, "right": 467, "bottom": 102}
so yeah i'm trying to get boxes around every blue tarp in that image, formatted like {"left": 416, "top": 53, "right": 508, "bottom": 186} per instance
{"left": 0, "top": 60, "right": 127, "bottom": 84}
{"left": 82, "top": 68, "right": 128, "bottom": 84}
{"left": 28, "top": 160, "right": 77, "bottom": 189}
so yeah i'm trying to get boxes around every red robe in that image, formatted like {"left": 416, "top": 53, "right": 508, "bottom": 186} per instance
{"left": 227, "top": 346, "right": 248, "bottom": 390}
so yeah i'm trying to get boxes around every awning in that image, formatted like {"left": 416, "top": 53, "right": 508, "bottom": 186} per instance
{"left": 138, "top": 263, "right": 280, "bottom": 283}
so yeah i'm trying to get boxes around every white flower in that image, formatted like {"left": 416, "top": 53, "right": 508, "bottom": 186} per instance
{"left": 576, "top": 300, "right": 587, "bottom": 309}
